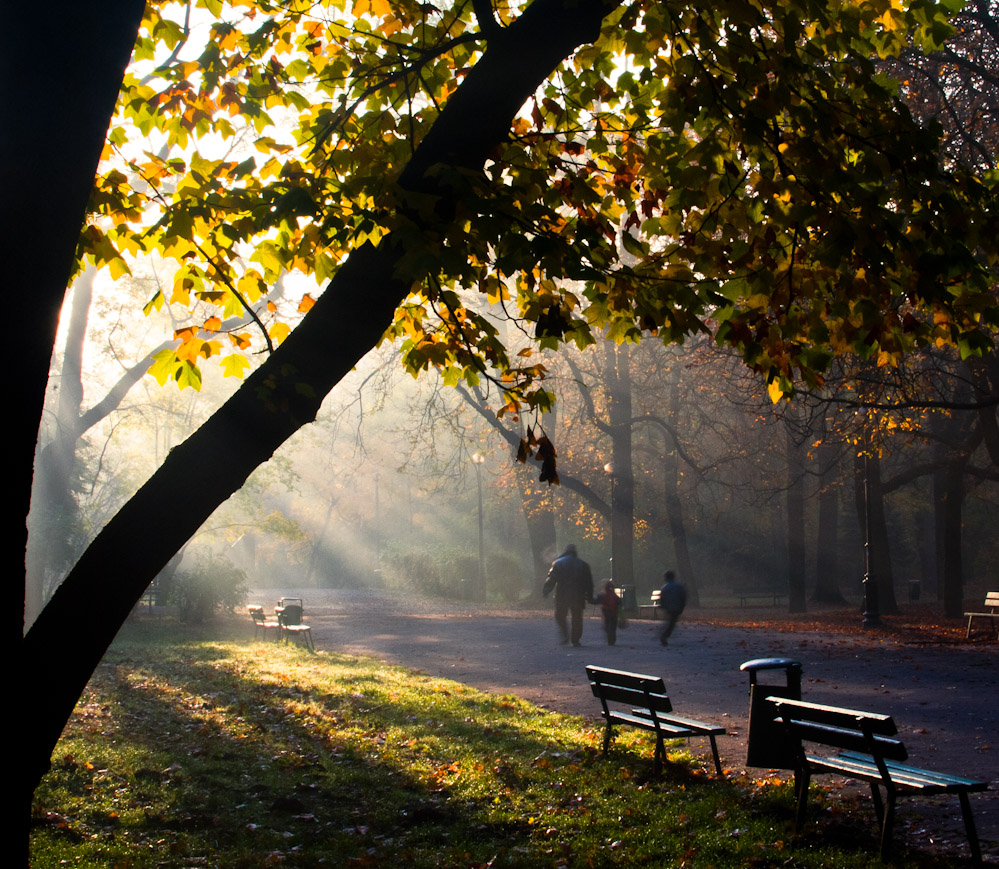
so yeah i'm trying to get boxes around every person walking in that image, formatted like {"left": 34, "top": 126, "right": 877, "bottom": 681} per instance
{"left": 542, "top": 544, "right": 594, "bottom": 646}
{"left": 594, "top": 578, "right": 621, "bottom": 645}
{"left": 657, "top": 569, "right": 687, "bottom": 646}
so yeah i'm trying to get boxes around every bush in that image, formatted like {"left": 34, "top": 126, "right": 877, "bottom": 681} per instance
{"left": 487, "top": 552, "right": 524, "bottom": 602}
{"left": 170, "top": 553, "right": 248, "bottom": 622}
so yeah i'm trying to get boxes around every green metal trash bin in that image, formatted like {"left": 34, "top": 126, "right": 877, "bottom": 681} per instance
{"left": 740, "top": 657, "right": 802, "bottom": 769}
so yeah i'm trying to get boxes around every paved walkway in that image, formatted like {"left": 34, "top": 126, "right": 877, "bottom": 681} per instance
{"left": 253, "top": 588, "right": 998, "bottom": 858}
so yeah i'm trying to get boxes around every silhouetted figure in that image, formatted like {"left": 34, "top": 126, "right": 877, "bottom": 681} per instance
{"left": 657, "top": 570, "right": 687, "bottom": 646}
{"left": 542, "top": 544, "right": 594, "bottom": 646}
{"left": 594, "top": 578, "right": 621, "bottom": 646}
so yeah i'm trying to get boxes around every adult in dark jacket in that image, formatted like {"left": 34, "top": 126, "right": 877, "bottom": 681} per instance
{"left": 657, "top": 569, "right": 687, "bottom": 646}
{"left": 542, "top": 544, "right": 594, "bottom": 646}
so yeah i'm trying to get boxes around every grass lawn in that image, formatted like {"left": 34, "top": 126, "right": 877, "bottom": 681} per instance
{"left": 31, "top": 617, "right": 967, "bottom": 867}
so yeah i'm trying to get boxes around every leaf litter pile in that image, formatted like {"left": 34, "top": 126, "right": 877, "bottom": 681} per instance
{"left": 32, "top": 621, "right": 973, "bottom": 867}
{"left": 689, "top": 602, "right": 974, "bottom": 645}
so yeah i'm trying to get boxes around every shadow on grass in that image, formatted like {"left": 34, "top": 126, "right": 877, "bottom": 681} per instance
{"left": 32, "top": 618, "right": 978, "bottom": 868}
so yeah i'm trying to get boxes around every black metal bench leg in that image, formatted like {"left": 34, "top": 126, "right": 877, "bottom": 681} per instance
{"left": 653, "top": 736, "right": 663, "bottom": 775}
{"left": 878, "top": 791, "right": 896, "bottom": 861}
{"left": 602, "top": 723, "right": 612, "bottom": 757}
{"left": 869, "top": 782, "right": 885, "bottom": 831}
{"left": 794, "top": 769, "right": 811, "bottom": 832}
{"left": 959, "top": 790, "right": 983, "bottom": 865}
{"left": 708, "top": 735, "right": 722, "bottom": 777}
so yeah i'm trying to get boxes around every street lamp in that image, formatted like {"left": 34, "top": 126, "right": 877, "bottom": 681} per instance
{"left": 373, "top": 472, "right": 380, "bottom": 562}
{"left": 604, "top": 461, "right": 615, "bottom": 582}
{"left": 861, "top": 451, "right": 881, "bottom": 628}
{"left": 472, "top": 452, "right": 485, "bottom": 600}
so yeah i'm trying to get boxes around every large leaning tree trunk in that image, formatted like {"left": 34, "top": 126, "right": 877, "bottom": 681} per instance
{"left": 7, "top": 1, "right": 146, "bottom": 638}
{"left": 21, "top": 0, "right": 622, "bottom": 818}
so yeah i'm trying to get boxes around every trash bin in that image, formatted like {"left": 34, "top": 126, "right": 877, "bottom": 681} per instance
{"left": 619, "top": 584, "right": 637, "bottom": 611}
{"left": 740, "top": 657, "right": 802, "bottom": 768}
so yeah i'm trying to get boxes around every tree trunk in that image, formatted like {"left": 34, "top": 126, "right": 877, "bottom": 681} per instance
{"left": 786, "top": 429, "right": 807, "bottom": 613}
{"left": 940, "top": 457, "right": 966, "bottom": 618}
{"left": 7, "top": 6, "right": 145, "bottom": 853}
{"left": 663, "top": 385, "right": 698, "bottom": 605}
{"left": 20, "top": 0, "right": 622, "bottom": 815}
{"left": 26, "top": 268, "right": 95, "bottom": 624}
{"left": 812, "top": 443, "right": 846, "bottom": 604}
{"left": 605, "top": 342, "right": 635, "bottom": 588}
{"left": 520, "top": 472, "right": 558, "bottom": 596}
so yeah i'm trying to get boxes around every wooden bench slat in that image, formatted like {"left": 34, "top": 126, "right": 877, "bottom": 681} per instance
{"left": 778, "top": 717, "right": 908, "bottom": 761}
{"left": 589, "top": 683, "right": 672, "bottom": 712}
{"left": 839, "top": 752, "right": 990, "bottom": 791}
{"left": 630, "top": 708, "right": 726, "bottom": 735}
{"left": 769, "top": 697, "right": 897, "bottom": 735}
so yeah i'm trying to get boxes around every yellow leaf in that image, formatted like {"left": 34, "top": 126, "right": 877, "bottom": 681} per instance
{"left": 298, "top": 293, "right": 316, "bottom": 313}
{"left": 203, "top": 316, "right": 222, "bottom": 333}
{"left": 767, "top": 379, "right": 785, "bottom": 404}
{"left": 221, "top": 354, "right": 252, "bottom": 378}
{"left": 269, "top": 322, "right": 291, "bottom": 344}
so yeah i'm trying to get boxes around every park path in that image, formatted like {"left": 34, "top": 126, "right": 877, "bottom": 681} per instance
{"left": 252, "top": 588, "right": 998, "bottom": 858}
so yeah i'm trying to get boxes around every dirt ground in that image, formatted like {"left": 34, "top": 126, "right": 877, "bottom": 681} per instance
{"left": 250, "top": 589, "right": 998, "bottom": 861}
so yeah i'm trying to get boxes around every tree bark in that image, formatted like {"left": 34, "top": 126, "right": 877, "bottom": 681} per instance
{"left": 661, "top": 384, "right": 698, "bottom": 605}
{"left": 20, "top": 0, "right": 622, "bottom": 813}
{"left": 939, "top": 456, "right": 967, "bottom": 618}
{"left": 812, "top": 442, "right": 847, "bottom": 604}
{"left": 605, "top": 342, "right": 636, "bottom": 588}
{"left": 6, "top": 2, "right": 146, "bottom": 636}
{"left": 786, "top": 429, "right": 808, "bottom": 613}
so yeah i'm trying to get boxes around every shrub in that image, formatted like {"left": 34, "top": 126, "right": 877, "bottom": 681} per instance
{"left": 487, "top": 552, "right": 524, "bottom": 602}
{"left": 170, "top": 552, "right": 248, "bottom": 621}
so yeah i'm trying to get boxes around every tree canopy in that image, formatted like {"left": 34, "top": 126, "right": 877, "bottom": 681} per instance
{"left": 17, "top": 0, "right": 999, "bottom": 840}
{"left": 89, "top": 0, "right": 997, "bottom": 410}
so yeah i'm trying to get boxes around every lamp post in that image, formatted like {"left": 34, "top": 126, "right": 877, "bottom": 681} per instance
{"left": 472, "top": 452, "right": 485, "bottom": 600}
{"left": 604, "top": 461, "right": 615, "bottom": 582}
{"left": 861, "top": 451, "right": 881, "bottom": 628}
{"left": 373, "top": 472, "right": 380, "bottom": 562}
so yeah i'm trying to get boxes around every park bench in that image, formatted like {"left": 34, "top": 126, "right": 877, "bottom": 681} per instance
{"left": 770, "top": 696, "right": 988, "bottom": 863}
{"left": 964, "top": 591, "right": 999, "bottom": 640}
{"left": 248, "top": 605, "right": 281, "bottom": 640}
{"left": 734, "top": 586, "right": 786, "bottom": 607}
{"left": 586, "top": 665, "right": 725, "bottom": 776}
{"left": 638, "top": 589, "right": 662, "bottom": 620}
{"left": 275, "top": 598, "right": 314, "bottom": 650}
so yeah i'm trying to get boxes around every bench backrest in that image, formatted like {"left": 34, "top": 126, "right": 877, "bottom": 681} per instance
{"left": 586, "top": 665, "right": 673, "bottom": 714}
{"left": 248, "top": 606, "right": 266, "bottom": 624}
{"left": 985, "top": 591, "right": 999, "bottom": 610}
{"left": 770, "top": 697, "right": 907, "bottom": 762}
{"left": 279, "top": 604, "right": 305, "bottom": 626}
